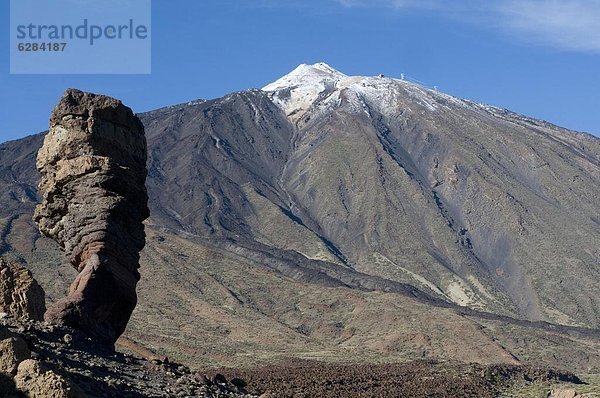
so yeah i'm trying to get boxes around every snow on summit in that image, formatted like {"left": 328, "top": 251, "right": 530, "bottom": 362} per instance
{"left": 262, "top": 62, "right": 466, "bottom": 123}
{"left": 262, "top": 63, "right": 348, "bottom": 123}
{"left": 262, "top": 62, "right": 347, "bottom": 92}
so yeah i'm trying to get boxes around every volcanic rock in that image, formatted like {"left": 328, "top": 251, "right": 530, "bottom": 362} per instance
{"left": 0, "top": 335, "right": 30, "bottom": 375}
{"left": 14, "top": 359, "right": 86, "bottom": 398}
{"left": 0, "top": 258, "right": 45, "bottom": 321}
{"left": 33, "top": 89, "right": 149, "bottom": 345}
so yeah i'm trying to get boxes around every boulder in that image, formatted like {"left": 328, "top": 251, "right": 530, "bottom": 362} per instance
{"left": 548, "top": 389, "right": 578, "bottom": 398}
{"left": 14, "top": 359, "right": 86, "bottom": 398}
{"left": 0, "top": 258, "right": 46, "bottom": 321}
{"left": 0, "top": 336, "right": 30, "bottom": 375}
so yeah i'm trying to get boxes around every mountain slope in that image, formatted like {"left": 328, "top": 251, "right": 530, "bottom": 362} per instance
{"left": 1, "top": 63, "right": 600, "bottom": 369}
{"left": 139, "top": 63, "right": 600, "bottom": 326}
{"left": 259, "top": 63, "right": 600, "bottom": 326}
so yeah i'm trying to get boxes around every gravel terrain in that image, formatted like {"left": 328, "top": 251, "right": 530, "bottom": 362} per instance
{"left": 212, "top": 359, "right": 585, "bottom": 398}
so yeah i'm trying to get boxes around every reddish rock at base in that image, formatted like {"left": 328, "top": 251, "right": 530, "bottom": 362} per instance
{"left": 34, "top": 89, "right": 149, "bottom": 345}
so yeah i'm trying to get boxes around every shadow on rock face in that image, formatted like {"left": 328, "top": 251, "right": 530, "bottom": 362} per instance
{"left": 0, "top": 372, "right": 18, "bottom": 398}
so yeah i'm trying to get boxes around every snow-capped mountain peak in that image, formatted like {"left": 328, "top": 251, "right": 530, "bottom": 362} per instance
{"left": 262, "top": 63, "right": 351, "bottom": 123}
{"left": 262, "top": 62, "right": 471, "bottom": 125}
{"left": 262, "top": 62, "right": 346, "bottom": 92}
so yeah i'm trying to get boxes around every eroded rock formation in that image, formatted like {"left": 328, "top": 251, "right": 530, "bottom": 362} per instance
{"left": 34, "top": 89, "right": 149, "bottom": 345}
{"left": 0, "top": 258, "right": 45, "bottom": 321}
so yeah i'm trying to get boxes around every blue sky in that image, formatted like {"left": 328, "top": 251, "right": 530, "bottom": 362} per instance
{"left": 1, "top": 0, "right": 599, "bottom": 142}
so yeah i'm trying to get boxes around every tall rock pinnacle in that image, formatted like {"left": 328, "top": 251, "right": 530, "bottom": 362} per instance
{"left": 34, "top": 89, "right": 149, "bottom": 345}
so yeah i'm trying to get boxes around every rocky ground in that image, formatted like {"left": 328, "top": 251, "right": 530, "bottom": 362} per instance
{"left": 0, "top": 315, "right": 256, "bottom": 397}
{"left": 210, "top": 359, "right": 592, "bottom": 398}
{"left": 2, "top": 313, "right": 597, "bottom": 398}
